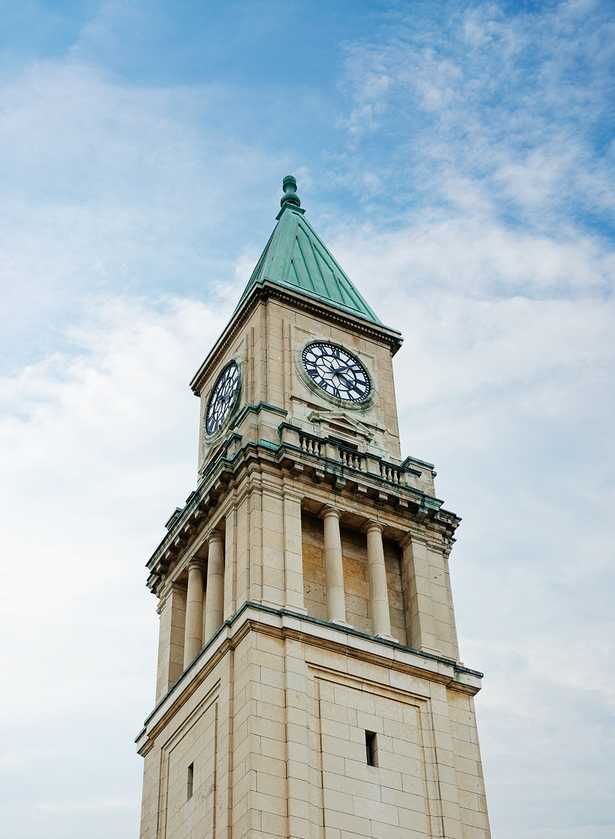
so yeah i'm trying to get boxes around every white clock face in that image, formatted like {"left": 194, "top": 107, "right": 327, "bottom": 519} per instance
{"left": 205, "top": 361, "right": 240, "bottom": 435}
{"left": 302, "top": 342, "right": 371, "bottom": 404}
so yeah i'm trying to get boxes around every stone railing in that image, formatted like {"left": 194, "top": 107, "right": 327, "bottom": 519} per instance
{"left": 380, "top": 461, "right": 402, "bottom": 484}
{"left": 299, "top": 432, "right": 322, "bottom": 457}
{"left": 279, "top": 423, "right": 415, "bottom": 490}
{"left": 338, "top": 447, "right": 365, "bottom": 472}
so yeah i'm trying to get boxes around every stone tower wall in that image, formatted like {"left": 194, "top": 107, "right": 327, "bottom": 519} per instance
{"left": 138, "top": 196, "right": 490, "bottom": 838}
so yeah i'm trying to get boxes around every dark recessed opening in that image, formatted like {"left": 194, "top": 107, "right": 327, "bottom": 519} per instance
{"left": 187, "top": 762, "right": 194, "bottom": 799}
{"left": 365, "top": 730, "right": 378, "bottom": 767}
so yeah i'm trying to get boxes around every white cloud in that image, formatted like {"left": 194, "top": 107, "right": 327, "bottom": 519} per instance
{"left": 0, "top": 59, "right": 284, "bottom": 370}
{"left": 338, "top": 0, "right": 615, "bottom": 235}
{"left": 3, "top": 250, "right": 613, "bottom": 838}
{"left": 332, "top": 217, "right": 615, "bottom": 300}
{"left": 333, "top": 24, "right": 615, "bottom": 777}
{"left": 2, "top": 2, "right": 614, "bottom": 838}
{"left": 0, "top": 296, "right": 224, "bottom": 839}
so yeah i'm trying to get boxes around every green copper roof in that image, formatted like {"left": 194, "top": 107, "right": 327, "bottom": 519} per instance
{"left": 237, "top": 176, "right": 382, "bottom": 325}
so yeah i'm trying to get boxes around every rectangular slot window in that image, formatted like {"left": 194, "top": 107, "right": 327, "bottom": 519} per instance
{"left": 187, "top": 762, "right": 194, "bottom": 800}
{"left": 365, "top": 730, "right": 378, "bottom": 767}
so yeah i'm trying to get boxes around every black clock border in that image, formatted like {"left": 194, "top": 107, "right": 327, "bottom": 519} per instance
{"left": 302, "top": 341, "right": 372, "bottom": 404}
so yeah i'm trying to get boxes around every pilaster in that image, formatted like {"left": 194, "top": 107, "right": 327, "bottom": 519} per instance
{"left": 224, "top": 495, "right": 238, "bottom": 620}
{"left": 283, "top": 489, "right": 306, "bottom": 613}
{"left": 402, "top": 534, "right": 459, "bottom": 660}
{"left": 155, "top": 583, "right": 186, "bottom": 701}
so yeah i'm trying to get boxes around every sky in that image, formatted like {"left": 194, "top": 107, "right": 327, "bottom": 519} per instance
{"left": 0, "top": 1, "right": 614, "bottom": 837}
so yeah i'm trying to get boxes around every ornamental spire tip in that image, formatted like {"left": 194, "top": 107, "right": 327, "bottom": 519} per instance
{"left": 280, "top": 174, "right": 301, "bottom": 210}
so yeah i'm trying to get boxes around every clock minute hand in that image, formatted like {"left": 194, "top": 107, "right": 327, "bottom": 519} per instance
{"left": 336, "top": 371, "right": 355, "bottom": 389}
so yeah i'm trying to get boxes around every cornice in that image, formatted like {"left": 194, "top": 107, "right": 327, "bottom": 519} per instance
{"left": 145, "top": 426, "right": 460, "bottom": 593}
{"left": 189, "top": 281, "right": 403, "bottom": 396}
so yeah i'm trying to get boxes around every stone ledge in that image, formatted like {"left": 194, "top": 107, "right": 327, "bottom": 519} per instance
{"left": 189, "top": 281, "right": 403, "bottom": 396}
{"left": 136, "top": 601, "right": 484, "bottom": 752}
{"left": 146, "top": 430, "right": 458, "bottom": 592}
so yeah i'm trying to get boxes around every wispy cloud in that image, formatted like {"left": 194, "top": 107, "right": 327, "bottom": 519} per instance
{"left": 339, "top": 0, "right": 615, "bottom": 233}
{"left": 0, "top": 295, "right": 224, "bottom": 838}
{"left": 0, "top": 59, "right": 286, "bottom": 371}
{"left": 331, "top": 4, "right": 615, "bottom": 836}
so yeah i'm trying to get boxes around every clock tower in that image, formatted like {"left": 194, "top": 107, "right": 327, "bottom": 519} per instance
{"left": 137, "top": 176, "right": 491, "bottom": 839}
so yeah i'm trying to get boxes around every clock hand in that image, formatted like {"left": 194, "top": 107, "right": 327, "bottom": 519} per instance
{"left": 336, "top": 371, "right": 355, "bottom": 389}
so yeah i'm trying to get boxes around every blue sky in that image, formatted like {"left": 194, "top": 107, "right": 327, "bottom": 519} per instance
{"left": 1, "top": 2, "right": 614, "bottom": 838}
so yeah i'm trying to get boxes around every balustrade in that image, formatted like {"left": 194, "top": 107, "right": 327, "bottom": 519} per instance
{"left": 299, "top": 433, "right": 322, "bottom": 457}
{"left": 295, "top": 430, "right": 407, "bottom": 489}
{"left": 380, "top": 462, "right": 402, "bottom": 484}
{"left": 339, "top": 447, "right": 364, "bottom": 471}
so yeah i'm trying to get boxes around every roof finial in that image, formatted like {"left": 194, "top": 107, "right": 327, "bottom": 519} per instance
{"left": 280, "top": 175, "right": 301, "bottom": 210}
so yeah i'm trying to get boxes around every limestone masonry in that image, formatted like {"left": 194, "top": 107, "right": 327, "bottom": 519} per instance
{"left": 136, "top": 176, "right": 491, "bottom": 839}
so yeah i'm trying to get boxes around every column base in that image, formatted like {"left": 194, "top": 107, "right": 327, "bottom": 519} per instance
{"left": 285, "top": 605, "right": 309, "bottom": 615}
{"left": 330, "top": 618, "right": 354, "bottom": 629}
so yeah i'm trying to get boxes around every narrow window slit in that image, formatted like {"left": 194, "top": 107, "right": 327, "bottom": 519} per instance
{"left": 365, "top": 730, "right": 378, "bottom": 767}
{"left": 187, "top": 762, "right": 194, "bottom": 799}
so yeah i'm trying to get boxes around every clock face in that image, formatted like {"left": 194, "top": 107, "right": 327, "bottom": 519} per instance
{"left": 302, "top": 342, "right": 371, "bottom": 404}
{"left": 205, "top": 360, "right": 241, "bottom": 435}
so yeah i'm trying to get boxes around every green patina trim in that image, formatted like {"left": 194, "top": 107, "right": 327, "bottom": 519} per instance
{"left": 278, "top": 423, "right": 423, "bottom": 478}
{"left": 402, "top": 454, "right": 435, "bottom": 470}
{"left": 164, "top": 506, "right": 184, "bottom": 530}
{"left": 280, "top": 441, "right": 440, "bottom": 505}
{"left": 257, "top": 439, "right": 281, "bottom": 451}
{"left": 230, "top": 401, "right": 288, "bottom": 429}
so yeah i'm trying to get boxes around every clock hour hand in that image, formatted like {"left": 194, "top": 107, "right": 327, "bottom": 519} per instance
{"left": 336, "top": 371, "right": 355, "bottom": 389}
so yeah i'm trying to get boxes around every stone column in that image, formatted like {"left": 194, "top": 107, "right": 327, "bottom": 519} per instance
{"left": 322, "top": 506, "right": 347, "bottom": 624}
{"left": 183, "top": 560, "right": 204, "bottom": 668}
{"left": 366, "top": 522, "right": 393, "bottom": 639}
{"left": 204, "top": 531, "right": 225, "bottom": 641}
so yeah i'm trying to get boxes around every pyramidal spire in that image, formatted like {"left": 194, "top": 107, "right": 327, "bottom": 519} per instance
{"left": 237, "top": 176, "right": 382, "bottom": 325}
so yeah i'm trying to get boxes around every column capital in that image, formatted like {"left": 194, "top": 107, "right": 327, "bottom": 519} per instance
{"left": 282, "top": 487, "right": 304, "bottom": 504}
{"left": 187, "top": 557, "right": 204, "bottom": 572}
{"left": 208, "top": 530, "right": 224, "bottom": 546}
{"left": 157, "top": 582, "right": 180, "bottom": 613}
{"left": 364, "top": 520, "right": 384, "bottom": 535}
{"left": 400, "top": 531, "right": 417, "bottom": 549}
{"left": 321, "top": 505, "right": 340, "bottom": 521}
{"left": 156, "top": 585, "right": 170, "bottom": 611}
